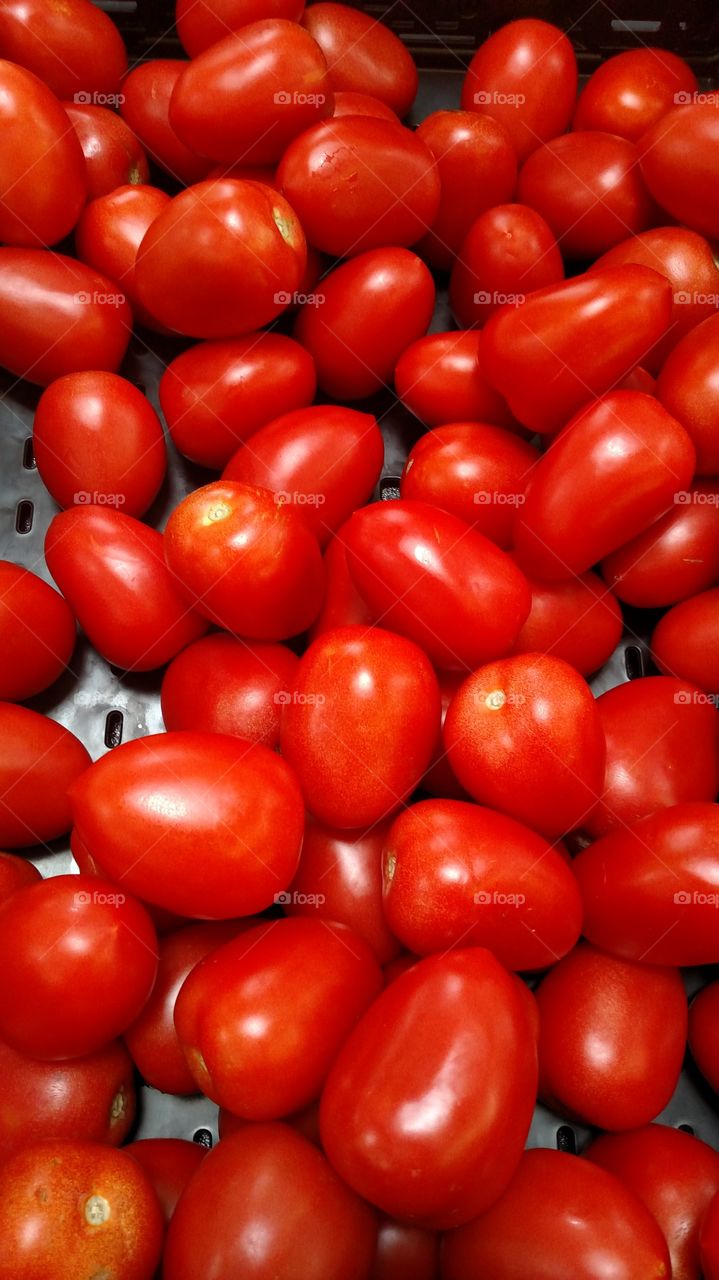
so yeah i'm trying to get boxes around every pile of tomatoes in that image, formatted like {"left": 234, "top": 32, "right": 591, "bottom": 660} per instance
{"left": 2, "top": 0, "right": 719, "bottom": 1276}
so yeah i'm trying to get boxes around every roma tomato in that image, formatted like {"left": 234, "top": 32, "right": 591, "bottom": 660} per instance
{"left": 450, "top": 202, "right": 564, "bottom": 328}
{"left": 64, "top": 103, "right": 148, "bottom": 201}
{"left": 444, "top": 654, "right": 605, "bottom": 839}
{"left": 574, "top": 47, "right": 698, "bottom": 140}
{"left": 301, "top": 3, "right": 417, "bottom": 116}
{"left": 75, "top": 184, "right": 170, "bottom": 330}
{"left": 0, "top": 704, "right": 90, "bottom": 848}
{"left": 307, "top": 529, "right": 376, "bottom": 640}
{"left": 0, "top": 853, "right": 41, "bottom": 905}
{"left": 0, "top": 0, "right": 127, "bottom": 101}
{"left": 294, "top": 247, "right": 435, "bottom": 400}
{"left": 657, "top": 313, "right": 719, "bottom": 474}
{"left": 71, "top": 731, "right": 305, "bottom": 919}
{"left": 280, "top": 626, "right": 440, "bottom": 829}
{"left": 120, "top": 60, "right": 212, "bottom": 186}
{"left": 689, "top": 981, "right": 719, "bottom": 1095}
{"left": 159, "top": 333, "right": 316, "bottom": 470}
{"left": 602, "top": 481, "right": 719, "bottom": 607}
{"left": 320, "top": 948, "right": 537, "bottom": 1227}
{"left": 177, "top": 0, "right": 305, "bottom": 55}
{"left": 0, "top": 561, "right": 76, "bottom": 701}
{"left": 639, "top": 104, "right": 719, "bottom": 239}
{"left": 652, "top": 588, "right": 719, "bottom": 692}
{"left": 394, "top": 331, "right": 518, "bottom": 429}
{"left": 126, "top": 1140, "right": 206, "bottom": 1224}
{"left": 421, "top": 671, "right": 468, "bottom": 801}
{"left": 514, "top": 392, "right": 695, "bottom": 580}
{"left": 45, "top": 507, "right": 208, "bottom": 672}
{"left": 509, "top": 568, "right": 623, "bottom": 676}
{"left": 332, "top": 90, "right": 398, "bottom": 120}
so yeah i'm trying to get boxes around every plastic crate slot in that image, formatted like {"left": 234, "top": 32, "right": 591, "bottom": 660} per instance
{"left": 610, "top": 18, "right": 661, "bottom": 32}
{"left": 104, "top": 710, "right": 124, "bottom": 749}
{"left": 22, "top": 439, "right": 35, "bottom": 470}
{"left": 555, "top": 1125, "right": 577, "bottom": 1154}
{"left": 678, "top": 1123, "right": 695, "bottom": 1135}
{"left": 193, "top": 1128, "right": 213, "bottom": 1149}
{"left": 15, "top": 500, "right": 33, "bottom": 535}
{"left": 624, "top": 645, "right": 645, "bottom": 681}
{"left": 380, "top": 477, "right": 401, "bottom": 501}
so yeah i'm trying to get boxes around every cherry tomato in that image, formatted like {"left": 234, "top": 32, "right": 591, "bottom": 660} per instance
{"left": 64, "top": 103, "right": 148, "bottom": 201}
{"left": 657, "top": 313, "right": 719, "bottom": 474}
{"left": 301, "top": 3, "right": 417, "bottom": 116}
{"left": 602, "top": 480, "right": 719, "bottom": 607}
{"left": 75, "top": 184, "right": 170, "bottom": 330}
{"left": 0, "top": 0, "right": 127, "bottom": 101}
{"left": 450, "top": 202, "right": 564, "bottom": 329}
{"left": 120, "top": 60, "right": 213, "bottom": 186}
{"left": 509, "top": 568, "right": 623, "bottom": 676}
{"left": 177, "top": 0, "right": 305, "bottom": 55}
{"left": 307, "top": 529, "right": 376, "bottom": 640}
{"left": 0, "top": 561, "right": 76, "bottom": 701}
{"left": 689, "top": 981, "right": 719, "bottom": 1095}
{"left": 0, "top": 704, "right": 90, "bottom": 848}
{"left": 574, "top": 47, "right": 698, "bottom": 140}
{"left": 333, "top": 90, "right": 398, "bottom": 120}
{"left": 652, "top": 588, "right": 719, "bottom": 692}
{"left": 126, "top": 1139, "right": 206, "bottom": 1223}
{"left": 394, "top": 331, "right": 518, "bottom": 429}
{"left": 639, "top": 104, "right": 719, "bottom": 239}
{"left": 0, "top": 853, "right": 41, "bottom": 905}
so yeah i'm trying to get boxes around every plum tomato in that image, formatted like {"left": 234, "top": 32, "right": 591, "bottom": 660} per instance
{"left": 0, "top": 561, "right": 76, "bottom": 701}
{"left": 0, "top": 704, "right": 90, "bottom": 848}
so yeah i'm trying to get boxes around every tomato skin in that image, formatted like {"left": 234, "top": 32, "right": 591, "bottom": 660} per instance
{"left": 125, "top": 1140, "right": 206, "bottom": 1224}
{"left": 277, "top": 116, "right": 439, "bottom": 259}
{"left": 120, "top": 60, "right": 212, "bottom": 187}
{"left": 574, "top": 47, "right": 697, "bottom": 140}
{"left": 45, "top": 507, "right": 208, "bottom": 672}
{"left": 602, "top": 480, "right": 719, "bottom": 607}
{"left": 280, "top": 626, "right": 441, "bottom": 829}
{"left": 509, "top": 568, "right": 623, "bottom": 676}
{"left": 320, "top": 948, "right": 537, "bottom": 1228}
{"left": 372, "top": 1217, "right": 439, "bottom": 1280}
{"left": 690, "top": 981, "right": 719, "bottom": 1095}
{"left": 461, "top": 19, "right": 577, "bottom": 163}
{"left": 514, "top": 392, "right": 696, "bottom": 580}
{"left": 703, "top": 1193, "right": 719, "bottom": 1280}
{"left": 0, "top": 0, "right": 127, "bottom": 101}
{"left": 223, "top": 405, "right": 384, "bottom": 547}
{"left": 0, "top": 561, "right": 76, "bottom": 701}
{"left": 444, "top": 654, "right": 605, "bottom": 839}
{"left": 657, "top": 313, "right": 719, "bottom": 474}
{"left": 301, "top": 3, "right": 417, "bottom": 116}
{"left": 394, "top": 331, "right": 518, "bottom": 430}
{"left": 293, "top": 247, "right": 435, "bottom": 400}
{"left": 382, "top": 799, "right": 582, "bottom": 969}
{"left": 639, "top": 104, "right": 719, "bottom": 240}
{"left": 75, "top": 184, "right": 170, "bottom": 330}
{"left": 177, "top": 0, "right": 304, "bottom": 55}
{"left": 421, "top": 671, "right": 468, "bottom": 800}
{"left": 64, "top": 103, "right": 148, "bottom": 201}
{"left": 344, "top": 500, "right": 531, "bottom": 671}
{"left": 307, "top": 529, "right": 376, "bottom": 640}
{"left": 69, "top": 828, "right": 188, "bottom": 937}
{"left": 450, "top": 202, "right": 564, "bottom": 329}
{"left": 0, "top": 853, "right": 41, "bottom": 905}
{"left": 333, "top": 90, "right": 398, "bottom": 120}
{"left": 441, "top": 1148, "right": 672, "bottom": 1280}
{"left": 0, "top": 704, "right": 90, "bottom": 848}
{"left": 651, "top": 588, "right": 719, "bottom": 693}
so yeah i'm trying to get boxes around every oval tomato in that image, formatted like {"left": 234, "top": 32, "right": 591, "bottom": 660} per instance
{"left": 450, "top": 202, "right": 564, "bottom": 329}
{"left": 120, "top": 59, "right": 212, "bottom": 186}
{"left": 602, "top": 480, "right": 719, "bottom": 606}
{"left": 509, "top": 568, "right": 623, "bottom": 675}
{"left": 0, "top": 561, "right": 76, "bottom": 701}
{"left": 125, "top": 1139, "right": 206, "bottom": 1224}
{"left": 421, "top": 671, "right": 468, "bottom": 801}
{"left": 307, "top": 530, "right": 376, "bottom": 640}
{"left": 301, "top": 2, "right": 417, "bottom": 116}
{"left": 177, "top": 0, "right": 305, "bottom": 55}
{"left": 574, "top": 47, "right": 697, "bottom": 140}
{"left": 0, "top": 853, "right": 41, "bottom": 905}
{"left": 689, "top": 980, "right": 719, "bottom": 1095}
{"left": 75, "top": 184, "right": 170, "bottom": 330}
{"left": 639, "top": 104, "right": 719, "bottom": 239}
{"left": 0, "top": 0, "right": 127, "bottom": 100}
{"left": 332, "top": 89, "right": 398, "bottom": 120}
{"left": 394, "top": 331, "right": 518, "bottom": 429}
{"left": 652, "top": 587, "right": 719, "bottom": 692}
{"left": 64, "top": 103, "right": 148, "bottom": 201}
{"left": 0, "top": 704, "right": 90, "bottom": 848}
{"left": 657, "top": 312, "right": 719, "bottom": 474}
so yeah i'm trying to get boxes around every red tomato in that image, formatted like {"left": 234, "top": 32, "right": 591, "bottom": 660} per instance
{"left": 164, "top": 481, "right": 324, "bottom": 640}
{"left": 619, "top": 363, "right": 656, "bottom": 394}
{"left": 536, "top": 943, "right": 686, "bottom": 1130}
{"left": 514, "top": 392, "right": 695, "bottom": 580}
{"left": 602, "top": 480, "right": 719, "bottom": 606}
{"left": 170, "top": 21, "right": 333, "bottom": 166}
{"left": 333, "top": 90, "right": 398, "bottom": 120}
{"left": 75, "top": 184, "right": 170, "bottom": 330}
{"left": 277, "top": 116, "right": 439, "bottom": 258}
{"left": 301, "top": 3, "right": 417, "bottom": 116}
{"left": 280, "top": 626, "right": 440, "bottom": 829}
{"left": 159, "top": 333, "right": 316, "bottom": 471}
{"left": 0, "top": 875, "right": 158, "bottom": 1059}
{"left": 0, "top": 704, "right": 90, "bottom": 848}
{"left": 509, "top": 568, "right": 623, "bottom": 676}
{"left": 442, "top": 1148, "right": 671, "bottom": 1279}
{"left": 0, "top": 248, "right": 131, "bottom": 385}
{"left": 0, "top": 1140, "right": 163, "bottom": 1280}
{"left": 0, "top": 561, "right": 76, "bottom": 701}
{"left": 177, "top": 0, "right": 304, "bottom": 55}
{"left": 0, "top": 61, "right": 86, "bottom": 246}
{"left": 218, "top": 1100, "right": 322, "bottom": 1146}
{"left": 574, "top": 47, "right": 698, "bottom": 140}
{"left": 45, "top": 507, "right": 208, "bottom": 672}
{"left": 481, "top": 266, "right": 672, "bottom": 433}
{"left": 120, "top": 60, "right": 212, "bottom": 186}
{"left": 703, "top": 1192, "right": 719, "bottom": 1280}
{"left": 639, "top": 104, "right": 719, "bottom": 239}
{"left": 0, "top": 0, "right": 127, "bottom": 101}
{"left": 657, "top": 313, "right": 719, "bottom": 474}
{"left": 652, "top": 588, "right": 719, "bottom": 692}
{"left": 422, "top": 671, "right": 468, "bottom": 801}
{"left": 450, "top": 202, "right": 564, "bottom": 329}
{"left": 394, "top": 331, "right": 518, "bottom": 429}
{"left": 372, "top": 1217, "right": 439, "bottom": 1280}
{"left": 320, "top": 948, "right": 537, "bottom": 1227}
{"left": 33, "top": 371, "right": 166, "bottom": 518}
{"left": 382, "top": 799, "right": 582, "bottom": 969}
{"left": 689, "top": 981, "right": 719, "bottom": 1095}
{"left": 125, "top": 1139, "right": 206, "bottom": 1224}
{"left": 69, "top": 828, "right": 187, "bottom": 938}
{"left": 161, "top": 634, "right": 299, "bottom": 747}
{"left": 0, "top": 852, "right": 41, "bottom": 905}
{"left": 135, "top": 180, "right": 305, "bottom": 339}
{"left": 64, "top": 103, "right": 148, "bottom": 201}
{"left": 223, "top": 405, "right": 384, "bottom": 546}
{"left": 0, "top": 1037, "right": 135, "bottom": 1160}
{"left": 293, "top": 247, "right": 435, "bottom": 399}
{"left": 307, "top": 529, "right": 376, "bottom": 640}
{"left": 401, "top": 422, "right": 538, "bottom": 548}
{"left": 71, "top": 731, "right": 305, "bottom": 919}
{"left": 164, "top": 1124, "right": 377, "bottom": 1280}
{"left": 444, "top": 653, "right": 605, "bottom": 838}
{"left": 461, "top": 19, "right": 577, "bottom": 163}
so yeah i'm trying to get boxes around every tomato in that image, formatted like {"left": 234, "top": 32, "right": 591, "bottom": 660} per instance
{"left": 277, "top": 116, "right": 439, "bottom": 258}
{"left": 45, "top": 507, "right": 208, "bottom": 672}
{"left": 308, "top": 529, "right": 376, "bottom": 640}
{"left": 161, "top": 634, "right": 299, "bottom": 746}
{"left": 0, "top": 874, "right": 157, "bottom": 1059}
{"left": 702, "top": 1190, "right": 719, "bottom": 1280}
{"left": 461, "top": 19, "right": 577, "bottom": 163}
{"left": 343, "top": 500, "right": 531, "bottom": 670}
{"left": 0, "top": 248, "right": 131, "bottom": 385}
{"left": 657, "top": 313, "right": 719, "bottom": 474}
{"left": 164, "top": 481, "right": 324, "bottom": 640}
{"left": 0, "top": 0, "right": 126, "bottom": 101}
{"left": 120, "top": 60, "right": 212, "bottom": 187}
{"left": 514, "top": 392, "right": 695, "bottom": 579}
{"left": 33, "top": 371, "right": 166, "bottom": 518}
{"left": 382, "top": 799, "right": 582, "bottom": 969}
{"left": 293, "top": 247, "right": 435, "bottom": 399}
{"left": 0, "top": 1140, "right": 163, "bottom": 1280}
{"left": 450, "top": 202, "right": 564, "bottom": 329}
{"left": 280, "top": 626, "right": 440, "bottom": 829}
{"left": 481, "top": 266, "right": 672, "bottom": 433}
{"left": 0, "top": 853, "right": 41, "bottom": 904}
{"left": 135, "top": 180, "right": 306, "bottom": 339}
{"left": 320, "top": 948, "right": 537, "bottom": 1227}
{"left": 690, "top": 981, "right": 719, "bottom": 1097}
{"left": 0, "top": 704, "right": 90, "bottom": 848}
{"left": 333, "top": 90, "right": 398, "bottom": 120}
{"left": 126, "top": 1139, "right": 206, "bottom": 1224}
{"left": 301, "top": 3, "right": 417, "bottom": 116}
{"left": 639, "top": 104, "right": 719, "bottom": 239}
{"left": 652, "top": 588, "right": 719, "bottom": 692}
{"left": 75, "top": 184, "right": 170, "bottom": 330}
{"left": 177, "top": 0, "right": 305, "bottom": 55}
{"left": 164, "top": 1124, "right": 377, "bottom": 1280}
{"left": 401, "top": 423, "right": 539, "bottom": 548}
{"left": 284, "top": 819, "right": 400, "bottom": 965}
{"left": 602, "top": 480, "right": 719, "bottom": 606}
{"left": 0, "top": 1037, "right": 135, "bottom": 1160}
{"left": 574, "top": 47, "right": 698, "bottom": 140}
{"left": 441, "top": 1148, "right": 671, "bottom": 1279}
{"left": 393, "top": 331, "right": 518, "bottom": 429}
{"left": 371, "top": 1217, "right": 439, "bottom": 1280}
{"left": 69, "top": 828, "right": 188, "bottom": 937}
{"left": 223, "top": 405, "right": 384, "bottom": 546}
{"left": 421, "top": 671, "right": 468, "bottom": 800}
{"left": 619, "top": 364, "right": 657, "bottom": 394}
{"left": 509, "top": 568, "right": 623, "bottom": 676}
{"left": 170, "top": 21, "right": 333, "bottom": 166}
{"left": 0, "top": 561, "right": 76, "bottom": 701}
{"left": 159, "top": 334, "right": 315, "bottom": 471}
{"left": 64, "top": 103, "right": 148, "bottom": 201}
{"left": 124, "top": 921, "right": 246, "bottom": 1095}
{"left": 586, "top": 1124, "right": 719, "bottom": 1280}
{"left": 573, "top": 802, "right": 719, "bottom": 964}
{"left": 218, "top": 1100, "right": 322, "bottom": 1146}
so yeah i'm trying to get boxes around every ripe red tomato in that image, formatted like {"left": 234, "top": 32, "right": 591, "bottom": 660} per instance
{"left": 64, "top": 103, "right": 148, "bottom": 201}
{"left": 0, "top": 1140, "right": 163, "bottom": 1280}
{"left": 461, "top": 19, "right": 577, "bottom": 163}
{"left": 652, "top": 587, "right": 719, "bottom": 692}
{"left": 372, "top": 1217, "right": 440, "bottom": 1280}
{"left": 703, "top": 1192, "right": 719, "bottom": 1280}
{"left": 75, "top": 184, "right": 170, "bottom": 330}
{"left": 0, "top": 0, "right": 127, "bottom": 100}
{"left": 394, "top": 331, "right": 518, "bottom": 429}
{"left": 332, "top": 90, "right": 398, "bottom": 120}
{"left": 320, "top": 948, "right": 537, "bottom": 1227}
{"left": 293, "top": 247, "right": 435, "bottom": 399}
{"left": 0, "top": 874, "right": 158, "bottom": 1059}
{"left": 301, "top": 3, "right": 417, "bottom": 116}
{"left": 509, "top": 567, "right": 623, "bottom": 675}
{"left": 71, "top": 730, "right": 305, "bottom": 919}
{"left": 280, "top": 626, "right": 441, "bottom": 829}
{"left": 45, "top": 507, "right": 208, "bottom": 672}
{"left": 0, "top": 704, "right": 90, "bottom": 848}
{"left": 0, "top": 853, "right": 41, "bottom": 905}
{"left": 574, "top": 47, "right": 697, "bottom": 140}
{"left": 602, "top": 480, "right": 719, "bottom": 607}
{"left": 421, "top": 671, "right": 468, "bottom": 801}
{"left": 450, "top": 202, "right": 564, "bottom": 329}
{"left": 639, "top": 104, "right": 719, "bottom": 239}
{"left": 126, "top": 1139, "right": 206, "bottom": 1224}
{"left": 120, "top": 60, "right": 212, "bottom": 186}
{"left": 444, "top": 653, "right": 605, "bottom": 838}
{"left": 689, "top": 981, "right": 719, "bottom": 1095}
{"left": 0, "top": 561, "right": 76, "bottom": 701}
{"left": 70, "top": 828, "right": 188, "bottom": 937}
{"left": 657, "top": 313, "right": 719, "bottom": 474}
{"left": 308, "top": 529, "right": 376, "bottom": 640}
{"left": 177, "top": 0, "right": 305, "bottom": 55}
{"left": 514, "top": 392, "right": 695, "bottom": 580}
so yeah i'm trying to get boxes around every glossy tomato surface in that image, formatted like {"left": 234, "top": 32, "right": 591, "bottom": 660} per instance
{"left": 574, "top": 47, "right": 697, "bottom": 140}
{"left": 602, "top": 480, "right": 719, "bottom": 606}
{"left": 177, "top": 0, "right": 305, "bottom": 56}
{"left": 125, "top": 1139, "right": 206, "bottom": 1224}
{"left": 450, "top": 202, "right": 564, "bottom": 328}
{"left": 0, "top": 561, "right": 76, "bottom": 701}
{"left": 509, "top": 568, "right": 623, "bottom": 675}
{"left": 0, "top": 0, "right": 127, "bottom": 100}
{"left": 75, "top": 183, "right": 170, "bottom": 330}
{"left": 0, "top": 704, "right": 90, "bottom": 848}
{"left": 639, "top": 104, "right": 719, "bottom": 239}
{"left": 120, "top": 59, "right": 213, "bottom": 186}
{"left": 393, "top": 331, "right": 518, "bottom": 429}
{"left": 0, "top": 853, "right": 41, "bottom": 905}
{"left": 64, "top": 103, "right": 149, "bottom": 201}
{"left": 301, "top": 2, "right": 417, "bottom": 116}
{"left": 657, "top": 313, "right": 719, "bottom": 474}
{"left": 652, "top": 587, "right": 719, "bottom": 692}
